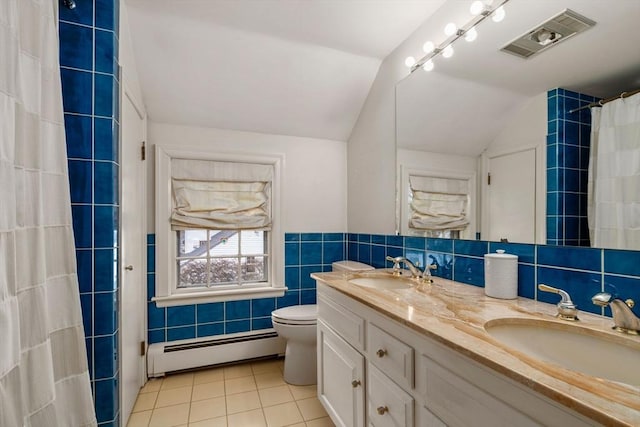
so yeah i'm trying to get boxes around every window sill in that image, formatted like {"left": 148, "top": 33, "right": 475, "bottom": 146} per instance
{"left": 152, "top": 286, "right": 287, "bottom": 307}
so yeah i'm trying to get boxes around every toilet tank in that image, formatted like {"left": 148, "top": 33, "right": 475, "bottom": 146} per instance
{"left": 332, "top": 260, "right": 374, "bottom": 272}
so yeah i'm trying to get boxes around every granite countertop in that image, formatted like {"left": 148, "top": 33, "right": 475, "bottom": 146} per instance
{"left": 311, "top": 270, "right": 640, "bottom": 426}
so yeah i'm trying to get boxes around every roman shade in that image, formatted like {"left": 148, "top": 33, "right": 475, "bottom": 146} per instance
{"left": 409, "top": 175, "right": 470, "bottom": 231}
{"left": 170, "top": 159, "right": 273, "bottom": 230}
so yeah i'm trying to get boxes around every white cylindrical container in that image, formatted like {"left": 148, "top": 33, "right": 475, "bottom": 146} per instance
{"left": 484, "top": 250, "right": 518, "bottom": 299}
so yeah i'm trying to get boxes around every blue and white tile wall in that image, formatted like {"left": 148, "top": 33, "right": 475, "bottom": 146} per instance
{"left": 347, "top": 234, "right": 640, "bottom": 318}
{"left": 146, "top": 233, "right": 345, "bottom": 343}
{"left": 547, "top": 88, "right": 598, "bottom": 246}
{"left": 59, "top": 1, "right": 121, "bottom": 425}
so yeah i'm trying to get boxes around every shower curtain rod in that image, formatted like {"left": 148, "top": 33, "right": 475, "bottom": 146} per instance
{"left": 568, "top": 87, "right": 640, "bottom": 114}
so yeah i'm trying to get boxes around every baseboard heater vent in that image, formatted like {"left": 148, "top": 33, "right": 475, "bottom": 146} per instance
{"left": 148, "top": 329, "right": 286, "bottom": 377}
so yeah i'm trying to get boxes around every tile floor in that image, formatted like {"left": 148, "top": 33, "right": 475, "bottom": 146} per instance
{"left": 126, "top": 358, "right": 335, "bottom": 427}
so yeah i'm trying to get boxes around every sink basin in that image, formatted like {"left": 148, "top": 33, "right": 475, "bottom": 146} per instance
{"left": 349, "top": 276, "right": 413, "bottom": 290}
{"left": 485, "top": 318, "right": 640, "bottom": 386}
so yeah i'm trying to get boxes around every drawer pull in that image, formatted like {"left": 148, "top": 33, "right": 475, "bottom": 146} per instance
{"left": 351, "top": 380, "right": 361, "bottom": 388}
{"left": 376, "top": 406, "right": 389, "bottom": 415}
{"left": 376, "top": 349, "right": 387, "bottom": 358}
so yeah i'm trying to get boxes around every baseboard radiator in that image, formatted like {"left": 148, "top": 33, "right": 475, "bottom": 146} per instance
{"left": 147, "top": 329, "right": 286, "bottom": 377}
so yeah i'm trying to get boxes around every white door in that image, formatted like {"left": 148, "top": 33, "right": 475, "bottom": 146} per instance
{"left": 120, "top": 88, "right": 146, "bottom": 423}
{"left": 486, "top": 148, "right": 536, "bottom": 243}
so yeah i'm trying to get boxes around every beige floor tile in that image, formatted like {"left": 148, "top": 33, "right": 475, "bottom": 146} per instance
{"left": 188, "top": 416, "right": 227, "bottom": 427}
{"left": 133, "top": 391, "right": 158, "bottom": 413}
{"left": 149, "top": 403, "right": 190, "bottom": 427}
{"left": 190, "top": 396, "right": 227, "bottom": 423}
{"left": 251, "top": 359, "right": 283, "bottom": 375}
{"left": 156, "top": 385, "right": 193, "bottom": 408}
{"left": 141, "top": 378, "right": 163, "bottom": 393}
{"left": 223, "top": 364, "right": 254, "bottom": 379}
{"left": 288, "top": 384, "right": 316, "bottom": 401}
{"left": 194, "top": 368, "right": 225, "bottom": 385}
{"left": 161, "top": 372, "right": 195, "bottom": 390}
{"left": 258, "top": 385, "right": 294, "bottom": 407}
{"left": 263, "top": 401, "right": 303, "bottom": 427}
{"left": 226, "top": 390, "right": 262, "bottom": 414}
{"left": 127, "top": 410, "right": 152, "bottom": 427}
{"left": 295, "top": 397, "right": 328, "bottom": 421}
{"left": 227, "top": 408, "right": 267, "bottom": 427}
{"left": 255, "top": 372, "right": 286, "bottom": 390}
{"left": 286, "top": 424, "right": 305, "bottom": 427}
{"left": 225, "top": 376, "right": 257, "bottom": 395}
{"left": 192, "top": 380, "right": 225, "bottom": 401}
{"left": 305, "top": 417, "right": 335, "bottom": 427}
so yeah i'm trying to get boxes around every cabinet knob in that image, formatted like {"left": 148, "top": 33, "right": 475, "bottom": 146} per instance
{"left": 351, "top": 379, "right": 361, "bottom": 388}
{"left": 376, "top": 349, "right": 387, "bottom": 358}
{"left": 125, "top": 265, "right": 134, "bottom": 271}
{"left": 376, "top": 406, "right": 389, "bottom": 415}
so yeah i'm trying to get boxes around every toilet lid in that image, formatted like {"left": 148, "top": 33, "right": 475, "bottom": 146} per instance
{"left": 272, "top": 304, "right": 317, "bottom": 322}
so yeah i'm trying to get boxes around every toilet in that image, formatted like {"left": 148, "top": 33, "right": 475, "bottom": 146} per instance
{"left": 271, "top": 260, "right": 373, "bottom": 385}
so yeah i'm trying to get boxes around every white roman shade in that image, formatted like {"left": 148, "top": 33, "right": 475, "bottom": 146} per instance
{"left": 170, "top": 159, "right": 273, "bottom": 230}
{"left": 409, "top": 175, "right": 470, "bottom": 231}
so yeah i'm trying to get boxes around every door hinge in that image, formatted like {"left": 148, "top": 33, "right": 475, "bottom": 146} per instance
{"left": 140, "top": 341, "right": 146, "bottom": 356}
{"left": 487, "top": 172, "right": 491, "bottom": 185}
{"left": 141, "top": 141, "right": 146, "bottom": 161}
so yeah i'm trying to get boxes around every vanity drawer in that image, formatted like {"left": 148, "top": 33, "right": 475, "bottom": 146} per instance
{"left": 367, "top": 322, "right": 414, "bottom": 389}
{"left": 368, "top": 363, "right": 414, "bottom": 427}
{"left": 318, "top": 294, "right": 365, "bottom": 351}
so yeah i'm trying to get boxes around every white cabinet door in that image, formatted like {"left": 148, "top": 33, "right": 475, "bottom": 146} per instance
{"left": 318, "top": 320, "right": 365, "bottom": 427}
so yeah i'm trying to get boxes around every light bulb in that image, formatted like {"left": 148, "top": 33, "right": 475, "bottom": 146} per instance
{"left": 442, "top": 45, "right": 454, "bottom": 58}
{"left": 465, "top": 27, "right": 478, "bottom": 42}
{"left": 422, "top": 60, "right": 434, "bottom": 72}
{"left": 444, "top": 22, "right": 457, "bottom": 37}
{"left": 469, "top": 1, "right": 484, "bottom": 16}
{"left": 492, "top": 6, "right": 505, "bottom": 22}
{"left": 422, "top": 41, "right": 435, "bottom": 54}
{"left": 405, "top": 56, "right": 416, "bottom": 68}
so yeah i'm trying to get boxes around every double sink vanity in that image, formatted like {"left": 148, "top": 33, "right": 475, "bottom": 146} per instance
{"left": 312, "top": 269, "right": 640, "bottom": 427}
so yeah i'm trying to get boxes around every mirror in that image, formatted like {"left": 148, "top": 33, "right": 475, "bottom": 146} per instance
{"left": 395, "top": 0, "right": 640, "bottom": 248}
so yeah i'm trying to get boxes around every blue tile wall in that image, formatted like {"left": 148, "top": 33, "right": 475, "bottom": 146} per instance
{"left": 347, "top": 234, "right": 640, "bottom": 318}
{"left": 59, "top": 0, "right": 121, "bottom": 424}
{"left": 547, "top": 88, "right": 598, "bottom": 246}
{"left": 146, "top": 233, "right": 346, "bottom": 344}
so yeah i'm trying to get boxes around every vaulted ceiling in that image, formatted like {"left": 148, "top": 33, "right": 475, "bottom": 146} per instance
{"left": 126, "top": 0, "right": 640, "bottom": 149}
{"left": 126, "top": 0, "right": 447, "bottom": 141}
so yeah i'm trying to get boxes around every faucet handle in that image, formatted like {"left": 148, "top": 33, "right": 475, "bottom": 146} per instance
{"left": 538, "top": 284, "right": 579, "bottom": 321}
{"left": 385, "top": 256, "right": 402, "bottom": 276}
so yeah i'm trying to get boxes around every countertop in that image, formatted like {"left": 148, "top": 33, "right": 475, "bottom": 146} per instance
{"left": 311, "top": 270, "right": 640, "bottom": 426}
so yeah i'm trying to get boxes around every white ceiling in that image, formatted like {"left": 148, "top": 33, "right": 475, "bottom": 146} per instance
{"left": 126, "top": 0, "right": 640, "bottom": 149}
{"left": 396, "top": 0, "right": 640, "bottom": 155}
{"left": 125, "top": 0, "right": 447, "bottom": 141}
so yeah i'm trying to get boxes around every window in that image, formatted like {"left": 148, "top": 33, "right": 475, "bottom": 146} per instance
{"left": 154, "top": 145, "right": 285, "bottom": 307}
{"left": 177, "top": 230, "right": 268, "bottom": 288}
{"left": 398, "top": 166, "right": 476, "bottom": 239}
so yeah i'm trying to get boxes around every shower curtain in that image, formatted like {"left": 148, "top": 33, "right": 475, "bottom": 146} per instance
{"left": 0, "top": 0, "right": 96, "bottom": 425}
{"left": 588, "top": 92, "right": 640, "bottom": 250}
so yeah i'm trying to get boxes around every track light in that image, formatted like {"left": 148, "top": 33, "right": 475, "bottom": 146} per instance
{"left": 403, "top": 0, "right": 510, "bottom": 74}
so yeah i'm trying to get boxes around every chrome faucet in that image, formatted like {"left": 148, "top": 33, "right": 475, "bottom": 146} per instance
{"left": 592, "top": 293, "right": 640, "bottom": 335}
{"left": 386, "top": 256, "right": 436, "bottom": 283}
{"left": 538, "top": 284, "right": 579, "bottom": 321}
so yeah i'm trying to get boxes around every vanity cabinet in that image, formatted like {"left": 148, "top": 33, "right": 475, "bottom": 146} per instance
{"left": 316, "top": 282, "right": 599, "bottom": 427}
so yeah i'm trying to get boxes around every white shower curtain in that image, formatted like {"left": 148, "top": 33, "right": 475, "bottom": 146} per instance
{"left": 588, "top": 92, "right": 640, "bottom": 249}
{"left": 0, "top": 1, "right": 96, "bottom": 425}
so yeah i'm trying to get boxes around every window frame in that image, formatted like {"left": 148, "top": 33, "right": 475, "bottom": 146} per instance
{"left": 153, "top": 144, "right": 285, "bottom": 307}
{"left": 398, "top": 165, "right": 476, "bottom": 239}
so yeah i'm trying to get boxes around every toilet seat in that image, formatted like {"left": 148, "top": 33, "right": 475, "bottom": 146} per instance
{"left": 272, "top": 304, "right": 317, "bottom": 325}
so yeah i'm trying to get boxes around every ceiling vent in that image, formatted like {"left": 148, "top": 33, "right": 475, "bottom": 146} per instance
{"left": 501, "top": 9, "right": 596, "bottom": 59}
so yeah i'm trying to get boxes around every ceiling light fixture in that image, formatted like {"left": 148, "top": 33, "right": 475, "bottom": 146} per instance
{"left": 405, "top": 0, "right": 510, "bottom": 74}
